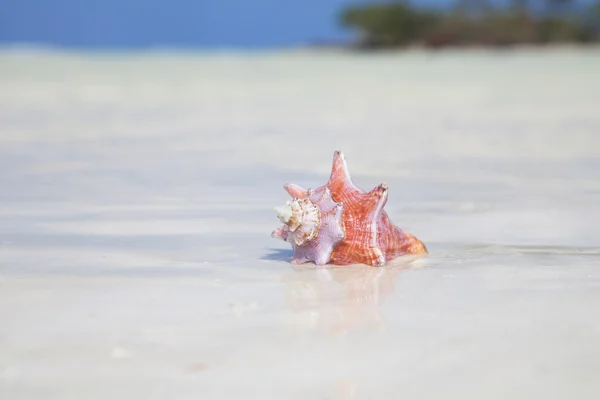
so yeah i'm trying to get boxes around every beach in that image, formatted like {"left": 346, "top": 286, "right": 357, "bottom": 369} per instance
{"left": 1, "top": 47, "right": 600, "bottom": 399}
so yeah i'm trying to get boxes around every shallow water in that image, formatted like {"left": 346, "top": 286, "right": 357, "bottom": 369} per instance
{"left": 1, "top": 47, "right": 600, "bottom": 399}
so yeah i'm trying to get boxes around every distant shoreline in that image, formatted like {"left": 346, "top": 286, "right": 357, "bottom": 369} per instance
{"left": 304, "top": 40, "right": 600, "bottom": 52}
{"left": 1, "top": 41, "right": 600, "bottom": 56}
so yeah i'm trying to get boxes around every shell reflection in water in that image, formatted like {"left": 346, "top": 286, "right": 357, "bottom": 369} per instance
{"left": 283, "top": 259, "right": 419, "bottom": 335}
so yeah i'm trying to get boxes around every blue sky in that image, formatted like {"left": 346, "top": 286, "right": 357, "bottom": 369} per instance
{"left": 4, "top": 0, "right": 591, "bottom": 49}
{"left": 0, "top": 0, "right": 369, "bottom": 48}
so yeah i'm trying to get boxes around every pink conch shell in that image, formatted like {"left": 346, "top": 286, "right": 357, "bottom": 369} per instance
{"left": 272, "top": 150, "right": 428, "bottom": 266}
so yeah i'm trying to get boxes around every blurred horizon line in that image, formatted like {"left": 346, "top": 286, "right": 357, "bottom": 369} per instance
{"left": 2, "top": 41, "right": 600, "bottom": 56}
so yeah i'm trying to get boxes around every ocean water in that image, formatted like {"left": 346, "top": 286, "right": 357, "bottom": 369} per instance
{"left": 1, "top": 47, "right": 599, "bottom": 399}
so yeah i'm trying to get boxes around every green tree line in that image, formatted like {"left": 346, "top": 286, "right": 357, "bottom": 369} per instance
{"left": 340, "top": 0, "right": 600, "bottom": 48}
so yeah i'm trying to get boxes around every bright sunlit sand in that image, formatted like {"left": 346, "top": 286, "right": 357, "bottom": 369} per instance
{"left": 1, "top": 47, "right": 599, "bottom": 399}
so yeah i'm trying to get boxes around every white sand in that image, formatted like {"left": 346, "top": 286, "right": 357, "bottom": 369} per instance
{"left": 1, "top": 47, "right": 600, "bottom": 399}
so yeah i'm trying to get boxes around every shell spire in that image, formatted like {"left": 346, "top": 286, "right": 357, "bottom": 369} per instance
{"left": 272, "top": 150, "right": 427, "bottom": 266}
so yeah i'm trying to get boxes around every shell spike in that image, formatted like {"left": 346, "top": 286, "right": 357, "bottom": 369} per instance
{"left": 284, "top": 183, "right": 308, "bottom": 199}
{"left": 329, "top": 150, "right": 361, "bottom": 194}
{"left": 367, "top": 183, "right": 389, "bottom": 217}
{"left": 271, "top": 226, "right": 288, "bottom": 241}
{"left": 274, "top": 203, "right": 293, "bottom": 223}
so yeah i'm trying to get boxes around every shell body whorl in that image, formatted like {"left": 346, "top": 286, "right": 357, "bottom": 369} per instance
{"left": 272, "top": 151, "right": 427, "bottom": 266}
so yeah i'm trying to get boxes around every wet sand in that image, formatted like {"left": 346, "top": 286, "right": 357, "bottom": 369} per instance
{"left": 1, "top": 47, "right": 600, "bottom": 399}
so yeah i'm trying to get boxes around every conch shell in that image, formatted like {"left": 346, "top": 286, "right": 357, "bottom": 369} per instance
{"left": 272, "top": 150, "right": 427, "bottom": 266}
